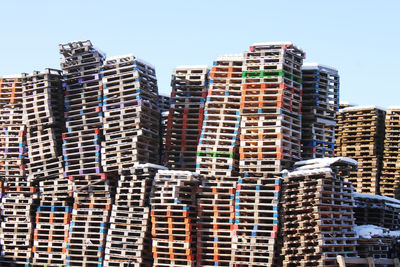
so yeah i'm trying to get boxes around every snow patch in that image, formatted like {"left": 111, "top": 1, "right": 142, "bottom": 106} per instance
{"left": 175, "top": 65, "right": 209, "bottom": 70}
{"left": 355, "top": 225, "right": 400, "bottom": 239}
{"left": 342, "top": 105, "right": 385, "bottom": 112}
{"left": 294, "top": 157, "right": 357, "bottom": 169}
{"left": 286, "top": 167, "right": 332, "bottom": 178}
{"left": 105, "top": 54, "right": 136, "bottom": 61}
{"left": 136, "top": 58, "right": 155, "bottom": 69}
{"left": 1, "top": 74, "right": 22, "bottom": 78}
{"left": 132, "top": 163, "right": 168, "bottom": 170}
{"left": 216, "top": 54, "right": 244, "bottom": 61}
{"left": 253, "top": 41, "right": 293, "bottom": 46}
{"left": 302, "top": 63, "right": 338, "bottom": 74}
{"left": 387, "top": 106, "right": 400, "bottom": 110}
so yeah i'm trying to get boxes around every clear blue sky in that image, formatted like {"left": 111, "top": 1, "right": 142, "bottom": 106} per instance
{"left": 1, "top": 0, "right": 399, "bottom": 107}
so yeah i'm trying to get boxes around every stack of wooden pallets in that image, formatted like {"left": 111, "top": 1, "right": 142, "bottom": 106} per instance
{"left": 0, "top": 76, "right": 36, "bottom": 266}
{"left": 334, "top": 102, "right": 355, "bottom": 162}
{"left": 301, "top": 63, "right": 339, "bottom": 159}
{"left": 281, "top": 157, "right": 358, "bottom": 266}
{"left": 196, "top": 55, "right": 243, "bottom": 178}
{"left": 33, "top": 204, "right": 72, "bottom": 266}
{"left": 21, "top": 69, "right": 70, "bottom": 266}
{"left": 66, "top": 173, "right": 116, "bottom": 266}
{"left": 231, "top": 42, "right": 304, "bottom": 267}
{"left": 150, "top": 170, "right": 200, "bottom": 267}
{"left": 380, "top": 106, "right": 400, "bottom": 199}
{"left": 357, "top": 236, "right": 396, "bottom": 259}
{"left": 104, "top": 163, "right": 166, "bottom": 267}
{"left": 194, "top": 55, "right": 242, "bottom": 266}
{"left": 354, "top": 224, "right": 400, "bottom": 259}
{"left": 101, "top": 55, "right": 161, "bottom": 172}
{"left": 60, "top": 40, "right": 105, "bottom": 177}
{"left": 22, "top": 69, "right": 64, "bottom": 181}
{"left": 353, "top": 194, "right": 400, "bottom": 258}
{"left": 158, "top": 95, "right": 171, "bottom": 112}
{"left": 165, "top": 66, "right": 209, "bottom": 171}
{"left": 239, "top": 42, "right": 305, "bottom": 173}
{"left": 354, "top": 193, "right": 400, "bottom": 230}
{"left": 231, "top": 174, "right": 281, "bottom": 267}
{"left": 335, "top": 106, "right": 386, "bottom": 194}
{"left": 196, "top": 179, "right": 236, "bottom": 267}
{"left": 59, "top": 40, "right": 113, "bottom": 267}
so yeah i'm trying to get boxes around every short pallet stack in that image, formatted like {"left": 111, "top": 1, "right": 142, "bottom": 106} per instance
{"left": 355, "top": 225, "right": 400, "bottom": 259}
{"left": 101, "top": 55, "right": 161, "bottom": 171}
{"left": 150, "top": 170, "right": 200, "bottom": 267}
{"left": 281, "top": 157, "right": 358, "bottom": 266}
{"left": 232, "top": 174, "right": 281, "bottom": 267}
{"left": 196, "top": 179, "right": 236, "bottom": 267}
{"left": 67, "top": 174, "right": 116, "bottom": 267}
{"left": 335, "top": 106, "right": 386, "bottom": 194}
{"left": 22, "top": 69, "right": 69, "bottom": 266}
{"left": 354, "top": 193, "right": 400, "bottom": 230}
{"left": 158, "top": 95, "right": 171, "bottom": 112}
{"left": 165, "top": 66, "right": 209, "bottom": 171}
{"left": 0, "top": 76, "right": 35, "bottom": 266}
{"left": 104, "top": 164, "right": 166, "bottom": 267}
{"left": 380, "top": 106, "right": 400, "bottom": 198}
{"left": 301, "top": 63, "right": 339, "bottom": 159}
{"left": 357, "top": 235, "right": 397, "bottom": 259}
{"left": 196, "top": 55, "right": 243, "bottom": 178}
{"left": 232, "top": 42, "right": 304, "bottom": 267}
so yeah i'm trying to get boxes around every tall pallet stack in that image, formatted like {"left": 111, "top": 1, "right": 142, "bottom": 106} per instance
{"left": 59, "top": 40, "right": 112, "bottom": 267}
{"left": 22, "top": 69, "right": 64, "bottom": 180}
{"left": 232, "top": 42, "right": 304, "bottom": 266}
{"left": 195, "top": 55, "right": 242, "bottom": 267}
{"left": 22, "top": 69, "right": 69, "bottom": 266}
{"left": 380, "top": 107, "right": 400, "bottom": 198}
{"left": 281, "top": 157, "right": 358, "bottom": 266}
{"left": 104, "top": 164, "right": 166, "bottom": 267}
{"left": 196, "top": 55, "right": 243, "bottom": 178}
{"left": 165, "top": 66, "right": 209, "bottom": 171}
{"left": 335, "top": 106, "right": 386, "bottom": 194}
{"left": 301, "top": 63, "right": 339, "bottom": 159}
{"left": 0, "top": 76, "right": 36, "bottom": 266}
{"left": 60, "top": 40, "right": 105, "bottom": 177}
{"left": 150, "top": 170, "right": 200, "bottom": 267}
{"left": 240, "top": 42, "right": 304, "bottom": 173}
{"left": 101, "top": 55, "right": 161, "bottom": 172}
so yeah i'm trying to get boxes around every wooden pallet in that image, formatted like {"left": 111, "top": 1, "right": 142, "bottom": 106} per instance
{"left": 337, "top": 255, "right": 400, "bottom": 267}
